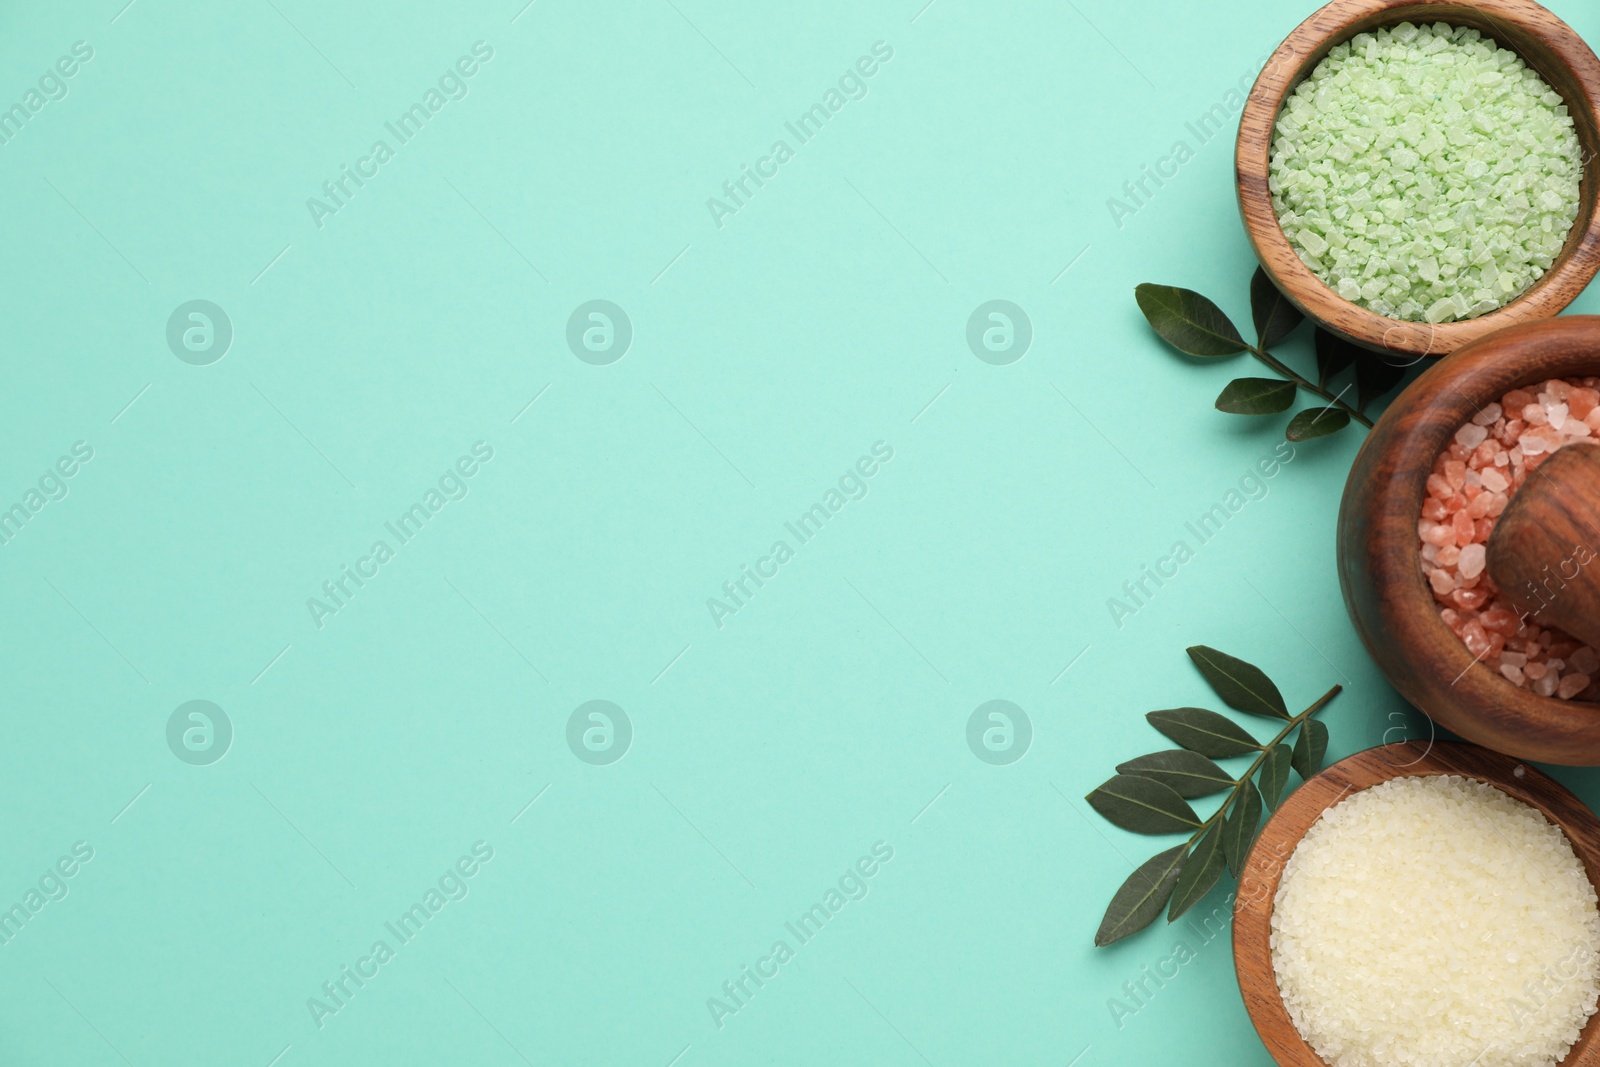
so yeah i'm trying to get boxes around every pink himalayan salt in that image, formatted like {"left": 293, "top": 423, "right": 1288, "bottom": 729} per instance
{"left": 1418, "top": 376, "right": 1600, "bottom": 701}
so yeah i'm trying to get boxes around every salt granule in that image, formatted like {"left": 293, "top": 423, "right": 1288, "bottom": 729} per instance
{"left": 1272, "top": 775, "right": 1600, "bottom": 1067}
{"left": 1269, "top": 23, "right": 1581, "bottom": 323}
{"left": 1418, "top": 376, "right": 1600, "bottom": 700}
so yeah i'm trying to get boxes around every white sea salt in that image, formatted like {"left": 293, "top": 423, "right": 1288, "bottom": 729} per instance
{"left": 1271, "top": 775, "right": 1600, "bottom": 1067}
{"left": 1269, "top": 22, "right": 1582, "bottom": 323}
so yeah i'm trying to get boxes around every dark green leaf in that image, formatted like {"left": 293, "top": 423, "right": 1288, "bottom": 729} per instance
{"left": 1291, "top": 719, "right": 1329, "bottom": 780}
{"left": 1251, "top": 266, "right": 1304, "bottom": 349}
{"left": 1216, "top": 377, "right": 1297, "bottom": 415}
{"left": 1314, "top": 328, "right": 1360, "bottom": 389}
{"left": 1259, "top": 744, "right": 1293, "bottom": 810}
{"left": 1086, "top": 775, "right": 1202, "bottom": 835}
{"left": 1186, "top": 646, "right": 1289, "bottom": 719}
{"left": 1356, "top": 352, "right": 1407, "bottom": 414}
{"left": 1134, "top": 283, "right": 1248, "bottom": 358}
{"left": 1285, "top": 406, "right": 1351, "bottom": 441}
{"left": 1169, "top": 823, "right": 1226, "bottom": 921}
{"left": 1223, "top": 779, "right": 1263, "bottom": 879}
{"left": 1116, "top": 750, "right": 1234, "bottom": 799}
{"left": 1146, "top": 707, "right": 1262, "bottom": 759}
{"left": 1095, "top": 845, "right": 1186, "bottom": 946}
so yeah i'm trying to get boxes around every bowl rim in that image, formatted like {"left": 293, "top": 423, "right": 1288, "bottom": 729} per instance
{"left": 1233, "top": 740, "right": 1600, "bottom": 1066}
{"left": 1235, "top": 0, "right": 1600, "bottom": 357}
{"left": 1338, "top": 315, "right": 1600, "bottom": 762}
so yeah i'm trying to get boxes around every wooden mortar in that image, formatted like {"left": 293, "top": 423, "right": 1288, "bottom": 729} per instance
{"left": 1235, "top": 741, "right": 1600, "bottom": 1066}
{"left": 1237, "top": 0, "right": 1600, "bottom": 357}
{"left": 1338, "top": 316, "right": 1600, "bottom": 764}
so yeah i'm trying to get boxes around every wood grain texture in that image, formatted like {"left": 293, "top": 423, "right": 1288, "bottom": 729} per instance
{"left": 1338, "top": 316, "right": 1600, "bottom": 764}
{"left": 1236, "top": 0, "right": 1600, "bottom": 357}
{"left": 1487, "top": 443, "right": 1600, "bottom": 649}
{"left": 1234, "top": 741, "right": 1600, "bottom": 1066}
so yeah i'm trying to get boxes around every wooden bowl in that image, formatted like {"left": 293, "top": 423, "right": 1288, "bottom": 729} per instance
{"left": 1234, "top": 740, "right": 1600, "bottom": 1066}
{"left": 1236, "top": 0, "right": 1600, "bottom": 357}
{"left": 1338, "top": 315, "right": 1600, "bottom": 765}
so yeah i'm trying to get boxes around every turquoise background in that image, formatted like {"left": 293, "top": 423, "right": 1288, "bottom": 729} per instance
{"left": 5, "top": 0, "right": 1600, "bottom": 1064}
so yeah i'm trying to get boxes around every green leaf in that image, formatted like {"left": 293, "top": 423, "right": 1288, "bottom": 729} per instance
{"left": 1116, "top": 750, "right": 1234, "bottom": 799}
{"left": 1135, "top": 284, "right": 1248, "bottom": 358}
{"left": 1094, "top": 844, "right": 1186, "bottom": 946}
{"left": 1215, "top": 377, "right": 1297, "bottom": 416}
{"left": 1086, "top": 775, "right": 1202, "bottom": 835}
{"left": 1186, "top": 646, "right": 1289, "bottom": 719}
{"left": 1356, "top": 353, "right": 1407, "bottom": 414}
{"left": 1314, "top": 328, "right": 1359, "bottom": 389}
{"left": 1146, "top": 707, "right": 1262, "bottom": 759}
{"left": 1259, "top": 744, "right": 1293, "bottom": 810}
{"left": 1223, "top": 779, "right": 1263, "bottom": 879}
{"left": 1251, "top": 266, "right": 1304, "bottom": 349}
{"left": 1291, "top": 719, "right": 1329, "bottom": 780}
{"left": 1169, "top": 823, "right": 1226, "bottom": 921}
{"left": 1285, "top": 406, "right": 1351, "bottom": 441}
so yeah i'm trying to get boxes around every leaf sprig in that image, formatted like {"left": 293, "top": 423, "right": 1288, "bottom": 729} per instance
{"left": 1088, "top": 646, "right": 1340, "bottom": 947}
{"left": 1135, "top": 267, "right": 1411, "bottom": 442}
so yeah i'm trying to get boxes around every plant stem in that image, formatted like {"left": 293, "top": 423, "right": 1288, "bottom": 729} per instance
{"left": 1249, "top": 345, "right": 1374, "bottom": 429}
{"left": 1189, "top": 684, "right": 1343, "bottom": 840}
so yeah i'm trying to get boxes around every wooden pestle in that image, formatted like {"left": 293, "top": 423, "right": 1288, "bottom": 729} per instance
{"left": 1485, "top": 442, "right": 1600, "bottom": 651}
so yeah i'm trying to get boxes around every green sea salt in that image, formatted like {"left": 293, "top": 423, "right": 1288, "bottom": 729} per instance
{"left": 1269, "top": 21, "right": 1582, "bottom": 324}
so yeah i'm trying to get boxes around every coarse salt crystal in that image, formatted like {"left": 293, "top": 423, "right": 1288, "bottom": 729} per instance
{"left": 1270, "top": 24, "right": 1581, "bottom": 323}
{"left": 1419, "top": 376, "right": 1600, "bottom": 700}
{"left": 1272, "top": 775, "right": 1600, "bottom": 1067}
